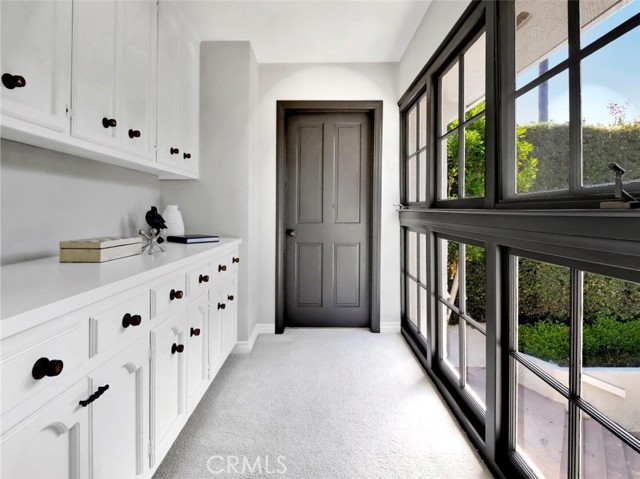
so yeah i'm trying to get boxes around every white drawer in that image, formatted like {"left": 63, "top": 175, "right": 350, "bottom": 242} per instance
{"left": 212, "top": 249, "right": 239, "bottom": 283}
{"left": 0, "top": 314, "right": 89, "bottom": 415}
{"left": 151, "top": 272, "right": 187, "bottom": 318}
{"left": 90, "top": 290, "right": 150, "bottom": 358}
{"left": 186, "top": 260, "right": 212, "bottom": 299}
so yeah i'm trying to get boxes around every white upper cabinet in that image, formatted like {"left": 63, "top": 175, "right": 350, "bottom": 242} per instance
{"left": 72, "top": 0, "right": 157, "bottom": 158}
{"left": 157, "top": 3, "right": 199, "bottom": 174}
{"left": 0, "top": 0, "right": 72, "bottom": 133}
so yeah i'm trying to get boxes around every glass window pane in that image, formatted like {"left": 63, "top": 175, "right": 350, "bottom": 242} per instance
{"left": 408, "top": 278, "right": 418, "bottom": 327}
{"left": 419, "top": 95, "right": 427, "bottom": 149}
{"left": 582, "top": 27, "right": 640, "bottom": 187}
{"left": 465, "top": 245, "right": 486, "bottom": 327}
{"left": 463, "top": 117, "right": 486, "bottom": 198}
{"left": 581, "top": 411, "right": 640, "bottom": 479}
{"left": 464, "top": 32, "right": 486, "bottom": 117}
{"left": 515, "top": 361, "right": 569, "bottom": 479}
{"left": 517, "top": 257, "right": 570, "bottom": 386}
{"left": 419, "top": 233, "right": 427, "bottom": 283}
{"left": 407, "top": 231, "right": 417, "bottom": 278}
{"left": 441, "top": 133, "right": 459, "bottom": 199}
{"left": 581, "top": 273, "right": 640, "bottom": 435}
{"left": 441, "top": 61, "right": 459, "bottom": 134}
{"left": 443, "top": 305, "right": 460, "bottom": 376}
{"left": 407, "top": 156, "right": 417, "bottom": 202}
{"left": 420, "top": 286, "right": 428, "bottom": 339}
{"left": 418, "top": 150, "right": 427, "bottom": 202}
{"left": 446, "top": 240, "right": 460, "bottom": 309}
{"left": 515, "top": 0, "right": 568, "bottom": 90}
{"left": 407, "top": 105, "right": 417, "bottom": 155}
{"left": 465, "top": 322, "right": 486, "bottom": 408}
{"left": 581, "top": 0, "right": 640, "bottom": 47}
{"left": 515, "top": 70, "right": 570, "bottom": 195}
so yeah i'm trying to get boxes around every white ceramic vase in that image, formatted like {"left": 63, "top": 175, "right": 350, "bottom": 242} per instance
{"left": 161, "top": 205, "right": 185, "bottom": 237}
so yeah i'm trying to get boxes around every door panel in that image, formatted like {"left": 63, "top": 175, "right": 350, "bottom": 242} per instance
{"left": 285, "top": 112, "right": 371, "bottom": 327}
{"left": 186, "top": 294, "right": 208, "bottom": 413}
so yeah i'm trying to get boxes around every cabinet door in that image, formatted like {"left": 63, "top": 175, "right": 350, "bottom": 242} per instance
{"left": 221, "top": 279, "right": 238, "bottom": 356}
{"left": 156, "top": 4, "right": 181, "bottom": 167}
{"left": 150, "top": 310, "right": 187, "bottom": 467}
{"left": 121, "top": 0, "right": 157, "bottom": 160}
{"left": 178, "top": 35, "right": 199, "bottom": 173}
{"left": 187, "top": 294, "right": 209, "bottom": 413}
{"left": 0, "top": 0, "right": 72, "bottom": 133}
{"left": 90, "top": 341, "right": 148, "bottom": 479}
{"left": 0, "top": 379, "right": 89, "bottom": 479}
{"left": 208, "top": 286, "right": 224, "bottom": 380}
{"left": 71, "top": 0, "right": 121, "bottom": 148}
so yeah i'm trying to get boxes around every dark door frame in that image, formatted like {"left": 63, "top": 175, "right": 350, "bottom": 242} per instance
{"left": 275, "top": 100, "right": 383, "bottom": 334}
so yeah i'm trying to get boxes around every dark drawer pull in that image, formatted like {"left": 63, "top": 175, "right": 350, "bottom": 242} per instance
{"left": 170, "top": 147, "right": 180, "bottom": 155}
{"left": 183, "top": 152, "right": 191, "bottom": 159}
{"left": 32, "top": 357, "right": 64, "bottom": 380}
{"left": 232, "top": 257, "right": 240, "bottom": 264}
{"left": 79, "top": 384, "right": 110, "bottom": 407}
{"left": 2, "top": 73, "right": 26, "bottom": 89}
{"left": 217, "top": 302, "right": 226, "bottom": 310}
{"left": 199, "top": 274, "right": 209, "bottom": 284}
{"left": 128, "top": 129, "right": 141, "bottom": 138}
{"left": 227, "top": 295, "right": 234, "bottom": 301}
{"left": 190, "top": 327, "right": 201, "bottom": 337}
{"left": 102, "top": 117, "right": 117, "bottom": 128}
{"left": 170, "top": 289, "right": 184, "bottom": 301}
{"left": 122, "top": 313, "right": 142, "bottom": 328}
{"left": 218, "top": 264, "right": 227, "bottom": 272}
{"left": 171, "top": 343, "right": 184, "bottom": 354}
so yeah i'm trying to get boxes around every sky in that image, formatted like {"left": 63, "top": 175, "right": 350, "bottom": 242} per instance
{"left": 516, "top": 0, "right": 640, "bottom": 126}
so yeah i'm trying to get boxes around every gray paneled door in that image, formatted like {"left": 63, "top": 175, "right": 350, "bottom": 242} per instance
{"left": 284, "top": 112, "right": 371, "bottom": 327}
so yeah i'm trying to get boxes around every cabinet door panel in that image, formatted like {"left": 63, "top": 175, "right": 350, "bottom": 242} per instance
{"left": 208, "top": 287, "right": 224, "bottom": 380}
{"left": 0, "top": 0, "right": 71, "bottom": 132}
{"left": 0, "top": 379, "right": 89, "bottom": 479}
{"left": 156, "top": 5, "right": 181, "bottom": 167}
{"left": 90, "top": 341, "right": 148, "bottom": 479}
{"left": 150, "top": 311, "right": 186, "bottom": 466}
{"left": 179, "top": 36, "right": 199, "bottom": 173}
{"left": 222, "top": 279, "right": 238, "bottom": 356}
{"left": 187, "top": 294, "right": 208, "bottom": 412}
{"left": 71, "top": 0, "right": 121, "bottom": 148}
{"left": 121, "top": 0, "right": 157, "bottom": 159}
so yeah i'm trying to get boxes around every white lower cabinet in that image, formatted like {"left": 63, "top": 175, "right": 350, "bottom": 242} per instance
{"left": 221, "top": 279, "right": 239, "bottom": 357}
{"left": 187, "top": 293, "right": 209, "bottom": 413}
{"left": 0, "top": 379, "right": 90, "bottom": 479}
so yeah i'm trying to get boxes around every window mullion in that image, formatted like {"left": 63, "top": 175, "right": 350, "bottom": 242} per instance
{"left": 568, "top": 0, "right": 582, "bottom": 193}
{"left": 458, "top": 55, "right": 466, "bottom": 199}
{"left": 459, "top": 243, "right": 467, "bottom": 388}
{"left": 568, "top": 268, "right": 584, "bottom": 479}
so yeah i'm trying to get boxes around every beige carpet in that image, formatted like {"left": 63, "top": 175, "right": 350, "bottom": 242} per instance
{"left": 154, "top": 328, "right": 493, "bottom": 479}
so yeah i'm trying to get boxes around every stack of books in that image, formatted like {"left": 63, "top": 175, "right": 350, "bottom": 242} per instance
{"left": 166, "top": 234, "right": 219, "bottom": 244}
{"left": 59, "top": 237, "right": 143, "bottom": 263}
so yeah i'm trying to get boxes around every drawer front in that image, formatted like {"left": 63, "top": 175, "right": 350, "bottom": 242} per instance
{"left": 0, "top": 315, "right": 89, "bottom": 415}
{"left": 186, "top": 260, "right": 212, "bottom": 298}
{"left": 151, "top": 273, "right": 187, "bottom": 318}
{"left": 90, "top": 290, "right": 150, "bottom": 358}
{"left": 212, "top": 249, "right": 239, "bottom": 283}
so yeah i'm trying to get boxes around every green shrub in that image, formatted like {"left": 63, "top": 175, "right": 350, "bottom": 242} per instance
{"left": 518, "top": 321, "right": 570, "bottom": 366}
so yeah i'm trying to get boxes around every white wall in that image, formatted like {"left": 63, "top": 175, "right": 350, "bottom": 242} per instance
{"left": 256, "top": 63, "right": 401, "bottom": 329}
{"left": 1, "top": 140, "right": 160, "bottom": 265}
{"left": 398, "top": 0, "right": 472, "bottom": 95}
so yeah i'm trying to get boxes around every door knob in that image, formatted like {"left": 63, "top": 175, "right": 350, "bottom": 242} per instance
{"left": 128, "top": 129, "right": 141, "bottom": 138}
{"left": 32, "top": 357, "right": 64, "bottom": 380}
{"left": 102, "top": 117, "right": 117, "bottom": 128}
{"left": 199, "top": 274, "right": 209, "bottom": 283}
{"left": 170, "top": 289, "right": 184, "bottom": 300}
{"left": 183, "top": 152, "right": 191, "bottom": 159}
{"left": 170, "top": 147, "right": 180, "bottom": 155}
{"left": 286, "top": 229, "right": 296, "bottom": 237}
{"left": 122, "top": 313, "right": 142, "bottom": 328}
{"left": 171, "top": 343, "right": 184, "bottom": 354}
{"left": 190, "top": 327, "right": 201, "bottom": 337}
{"left": 2, "top": 73, "right": 26, "bottom": 89}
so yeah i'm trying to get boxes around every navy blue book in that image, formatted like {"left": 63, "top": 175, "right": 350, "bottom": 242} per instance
{"left": 167, "top": 235, "right": 220, "bottom": 244}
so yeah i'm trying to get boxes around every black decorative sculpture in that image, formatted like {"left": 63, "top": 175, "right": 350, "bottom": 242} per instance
{"left": 140, "top": 206, "right": 168, "bottom": 254}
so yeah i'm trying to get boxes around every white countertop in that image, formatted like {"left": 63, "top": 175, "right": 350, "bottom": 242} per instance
{"left": 1, "top": 238, "right": 241, "bottom": 336}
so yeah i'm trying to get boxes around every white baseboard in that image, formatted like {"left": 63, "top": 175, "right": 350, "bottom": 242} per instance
{"left": 379, "top": 321, "right": 401, "bottom": 333}
{"left": 233, "top": 323, "right": 274, "bottom": 354}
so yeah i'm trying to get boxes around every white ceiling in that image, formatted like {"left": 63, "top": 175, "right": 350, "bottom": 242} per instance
{"left": 170, "top": 1, "right": 432, "bottom": 64}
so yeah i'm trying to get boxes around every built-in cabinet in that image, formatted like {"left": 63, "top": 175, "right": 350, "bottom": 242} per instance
{"left": 0, "top": 0, "right": 198, "bottom": 179}
{"left": 0, "top": 241, "right": 240, "bottom": 479}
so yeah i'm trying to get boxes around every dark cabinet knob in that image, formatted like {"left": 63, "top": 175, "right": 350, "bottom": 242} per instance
{"left": 32, "top": 357, "right": 64, "bottom": 380}
{"left": 171, "top": 343, "right": 185, "bottom": 354}
{"left": 128, "top": 129, "right": 141, "bottom": 139}
{"left": 2, "top": 73, "right": 26, "bottom": 89}
{"left": 218, "top": 264, "right": 227, "bottom": 272}
{"left": 102, "top": 117, "right": 117, "bottom": 128}
{"left": 122, "top": 313, "right": 142, "bottom": 328}
{"left": 170, "top": 289, "right": 184, "bottom": 300}
{"left": 170, "top": 147, "right": 180, "bottom": 155}
{"left": 183, "top": 152, "right": 191, "bottom": 159}
{"left": 232, "top": 257, "right": 240, "bottom": 264}
{"left": 217, "top": 302, "right": 226, "bottom": 310}
{"left": 286, "top": 229, "right": 296, "bottom": 238}
{"left": 190, "top": 327, "right": 201, "bottom": 337}
{"left": 79, "top": 384, "right": 110, "bottom": 407}
{"left": 227, "top": 295, "right": 234, "bottom": 301}
{"left": 199, "top": 274, "right": 209, "bottom": 284}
